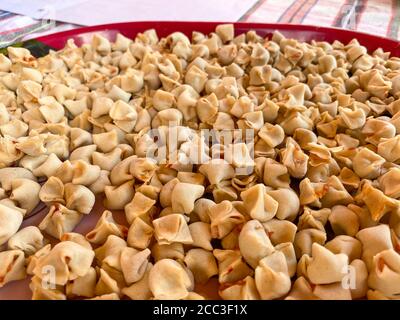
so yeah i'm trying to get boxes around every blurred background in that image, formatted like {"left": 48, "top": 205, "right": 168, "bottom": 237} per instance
{"left": 0, "top": 0, "right": 397, "bottom": 48}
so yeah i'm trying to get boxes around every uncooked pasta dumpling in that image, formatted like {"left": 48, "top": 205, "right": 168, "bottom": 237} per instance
{"left": 2, "top": 23, "right": 400, "bottom": 301}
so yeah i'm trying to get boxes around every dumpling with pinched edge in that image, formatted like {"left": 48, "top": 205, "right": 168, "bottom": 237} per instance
{"left": 368, "top": 249, "right": 400, "bottom": 299}
{"left": 33, "top": 241, "right": 94, "bottom": 286}
{"left": 171, "top": 182, "right": 205, "bottom": 214}
{"left": 125, "top": 192, "right": 156, "bottom": 225}
{"left": 255, "top": 251, "right": 291, "bottom": 300}
{"left": 306, "top": 243, "right": 349, "bottom": 285}
{"left": 120, "top": 247, "right": 151, "bottom": 285}
{"left": 184, "top": 248, "right": 218, "bottom": 284}
{"left": 219, "top": 276, "right": 260, "bottom": 300}
{"left": 104, "top": 180, "right": 134, "bottom": 210}
{"left": 127, "top": 217, "right": 154, "bottom": 250}
{"left": 30, "top": 275, "right": 66, "bottom": 300}
{"left": 65, "top": 183, "right": 95, "bottom": 214}
{"left": 149, "top": 259, "right": 192, "bottom": 300}
{"left": 39, "top": 176, "right": 65, "bottom": 205}
{"left": 213, "top": 249, "right": 253, "bottom": 284}
{"left": 238, "top": 220, "right": 275, "bottom": 268}
{"left": 0, "top": 250, "right": 26, "bottom": 288}
{"left": 153, "top": 214, "right": 193, "bottom": 245}
{"left": 86, "top": 210, "right": 127, "bottom": 245}
{"left": 66, "top": 267, "right": 97, "bottom": 299}
{"left": 353, "top": 147, "right": 385, "bottom": 179}
{"left": 356, "top": 224, "right": 393, "bottom": 270}
{"left": 0, "top": 202, "right": 24, "bottom": 246}
{"left": 208, "top": 200, "right": 246, "bottom": 239}
{"left": 122, "top": 263, "right": 153, "bottom": 300}
{"left": 39, "top": 204, "right": 83, "bottom": 240}
{"left": 7, "top": 226, "right": 44, "bottom": 256}
{"left": 240, "top": 184, "right": 278, "bottom": 222}
{"left": 9, "top": 178, "right": 41, "bottom": 214}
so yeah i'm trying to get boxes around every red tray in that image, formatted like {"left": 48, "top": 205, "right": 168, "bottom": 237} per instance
{"left": 1, "top": 21, "right": 399, "bottom": 300}
{"left": 36, "top": 21, "right": 400, "bottom": 55}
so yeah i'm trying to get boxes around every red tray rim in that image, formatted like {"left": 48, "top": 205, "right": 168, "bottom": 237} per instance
{"left": 35, "top": 21, "right": 400, "bottom": 54}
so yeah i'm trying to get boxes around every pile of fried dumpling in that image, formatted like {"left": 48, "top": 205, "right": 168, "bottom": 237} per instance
{"left": 0, "top": 23, "right": 400, "bottom": 300}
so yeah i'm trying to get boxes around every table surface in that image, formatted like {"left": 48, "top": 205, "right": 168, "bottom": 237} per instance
{"left": 0, "top": 0, "right": 399, "bottom": 48}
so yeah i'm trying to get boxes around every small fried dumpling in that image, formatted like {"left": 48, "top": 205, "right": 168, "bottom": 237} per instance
{"left": 32, "top": 153, "right": 63, "bottom": 178}
{"left": 219, "top": 275, "right": 260, "bottom": 300}
{"left": 69, "top": 127, "right": 93, "bottom": 150}
{"left": 353, "top": 147, "right": 385, "bottom": 179}
{"left": 89, "top": 169, "right": 111, "bottom": 194}
{"left": 26, "top": 244, "right": 51, "bottom": 275}
{"left": 92, "top": 147, "right": 122, "bottom": 171}
{"left": 184, "top": 248, "right": 218, "bottom": 284}
{"left": 129, "top": 157, "right": 157, "bottom": 182}
{"left": 86, "top": 210, "right": 127, "bottom": 245}
{"left": 0, "top": 119, "right": 28, "bottom": 138}
{"left": 120, "top": 247, "right": 151, "bottom": 285}
{"left": 92, "top": 130, "right": 119, "bottom": 153}
{"left": 325, "top": 235, "right": 362, "bottom": 262}
{"left": 238, "top": 220, "right": 274, "bottom": 268}
{"left": 307, "top": 243, "right": 348, "bottom": 284}
{"left": 94, "top": 235, "right": 127, "bottom": 263}
{"left": 261, "top": 158, "right": 291, "bottom": 189}
{"left": 64, "top": 183, "right": 95, "bottom": 214}
{"left": 33, "top": 241, "right": 94, "bottom": 285}
{"left": 9, "top": 178, "right": 40, "bottom": 214}
{"left": 281, "top": 137, "right": 309, "bottom": 178}
{"left": 39, "top": 204, "right": 83, "bottom": 239}
{"left": 262, "top": 219, "right": 297, "bottom": 245}
{"left": 149, "top": 259, "right": 192, "bottom": 300}
{"left": 188, "top": 221, "right": 212, "bottom": 250}
{"left": 122, "top": 263, "right": 153, "bottom": 300}
{"left": 127, "top": 217, "right": 154, "bottom": 250}
{"left": 241, "top": 184, "right": 278, "bottom": 222}
{"left": 213, "top": 249, "right": 253, "bottom": 284}
{"left": 208, "top": 200, "right": 246, "bottom": 239}
{"left": 285, "top": 277, "right": 320, "bottom": 300}
{"left": 329, "top": 205, "right": 360, "bottom": 236}
{"left": 54, "top": 160, "right": 74, "bottom": 183}
{"left": 255, "top": 251, "right": 291, "bottom": 300}
{"left": 355, "top": 180, "right": 399, "bottom": 221}
{"left": 198, "top": 159, "right": 235, "bottom": 185}
{"left": 216, "top": 24, "right": 234, "bottom": 43}
{"left": 7, "top": 226, "right": 44, "bottom": 256}
{"left": 61, "top": 232, "right": 92, "bottom": 250}
{"left": 95, "top": 268, "right": 121, "bottom": 297}
{"left": 267, "top": 188, "right": 300, "bottom": 221}
{"left": 350, "top": 259, "right": 368, "bottom": 299}
{"left": 38, "top": 97, "right": 65, "bottom": 123}
{"left": 153, "top": 214, "right": 193, "bottom": 245}
{"left": 377, "top": 135, "right": 400, "bottom": 163}
{"left": 294, "top": 228, "right": 327, "bottom": 258}
{"left": 379, "top": 167, "right": 400, "bottom": 199}
{"left": 0, "top": 202, "right": 23, "bottom": 246}
{"left": 72, "top": 160, "right": 101, "bottom": 186}
{"left": 356, "top": 224, "right": 393, "bottom": 270}
{"left": 66, "top": 267, "right": 97, "bottom": 298}
{"left": 104, "top": 180, "right": 134, "bottom": 210}
{"left": 39, "top": 176, "right": 65, "bottom": 204}
{"left": 0, "top": 167, "right": 36, "bottom": 191}
{"left": 30, "top": 275, "right": 66, "bottom": 300}
{"left": 151, "top": 242, "right": 185, "bottom": 262}
{"left": 125, "top": 192, "right": 156, "bottom": 225}
{"left": 0, "top": 250, "right": 26, "bottom": 287}
{"left": 170, "top": 182, "right": 205, "bottom": 214}
{"left": 258, "top": 123, "right": 285, "bottom": 148}
{"left": 368, "top": 249, "right": 400, "bottom": 299}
